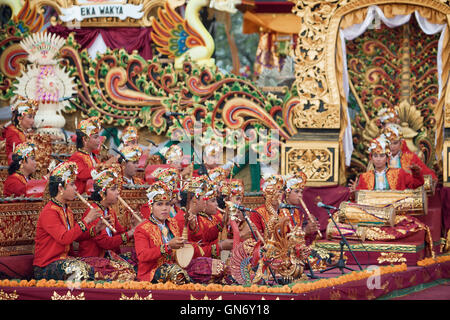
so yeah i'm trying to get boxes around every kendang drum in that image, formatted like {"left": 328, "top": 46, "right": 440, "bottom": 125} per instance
{"left": 355, "top": 187, "right": 427, "bottom": 216}
{"left": 338, "top": 201, "right": 396, "bottom": 227}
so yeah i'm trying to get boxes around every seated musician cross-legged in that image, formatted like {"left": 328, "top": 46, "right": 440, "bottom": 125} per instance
{"left": 33, "top": 161, "right": 108, "bottom": 281}
{"left": 134, "top": 181, "right": 232, "bottom": 283}
{"left": 3, "top": 141, "right": 39, "bottom": 197}
{"left": 77, "top": 164, "right": 138, "bottom": 280}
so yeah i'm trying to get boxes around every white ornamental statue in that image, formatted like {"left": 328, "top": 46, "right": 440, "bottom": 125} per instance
{"left": 14, "top": 32, "right": 76, "bottom": 138}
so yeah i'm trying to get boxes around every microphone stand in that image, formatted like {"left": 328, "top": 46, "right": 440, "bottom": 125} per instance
{"left": 320, "top": 207, "right": 363, "bottom": 274}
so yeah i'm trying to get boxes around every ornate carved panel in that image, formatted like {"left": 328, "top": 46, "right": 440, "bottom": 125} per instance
{"left": 281, "top": 140, "right": 339, "bottom": 186}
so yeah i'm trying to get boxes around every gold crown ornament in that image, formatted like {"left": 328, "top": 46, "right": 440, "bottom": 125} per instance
{"left": 121, "top": 126, "right": 139, "bottom": 145}
{"left": 285, "top": 171, "right": 307, "bottom": 192}
{"left": 119, "top": 145, "right": 143, "bottom": 162}
{"left": 13, "top": 141, "right": 36, "bottom": 159}
{"left": 152, "top": 167, "right": 181, "bottom": 193}
{"left": 50, "top": 161, "right": 78, "bottom": 184}
{"left": 382, "top": 123, "right": 403, "bottom": 142}
{"left": 78, "top": 116, "right": 101, "bottom": 137}
{"left": 146, "top": 181, "right": 173, "bottom": 204}
{"left": 91, "top": 163, "right": 121, "bottom": 193}
{"left": 261, "top": 174, "right": 285, "bottom": 193}
{"left": 160, "top": 144, "right": 183, "bottom": 164}
{"left": 10, "top": 95, "right": 39, "bottom": 116}
{"left": 181, "top": 175, "right": 209, "bottom": 199}
{"left": 220, "top": 179, "right": 244, "bottom": 197}
{"left": 368, "top": 136, "right": 390, "bottom": 155}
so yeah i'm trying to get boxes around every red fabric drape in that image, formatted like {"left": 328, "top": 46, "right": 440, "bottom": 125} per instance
{"left": 47, "top": 25, "right": 153, "bottom": 60}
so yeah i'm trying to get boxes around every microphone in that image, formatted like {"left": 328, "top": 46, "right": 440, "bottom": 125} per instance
{"left": 279, "top": 203, "right": 301, "bottom": 209}
{"left": 233, "top": 204, "right": 257, "bottom": 213}
{"left": 317, "top": 202, "right": 339, "bottom": 210}
{"left": 164, "top": 111, "right": 188, "bottom": 118}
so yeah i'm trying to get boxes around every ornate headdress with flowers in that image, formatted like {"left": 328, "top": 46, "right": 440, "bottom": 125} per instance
{"left": 119, "top": 145, "right": 143, "bottom": 162}
{"left": 160, "top": 144, "right": 183, "bottom": 164}
{"left": 382, "top": 123, "right": 403, "bottom": 142}
{"left": 152, "top": 167, "right": 181, "bottom": 193}
{"left": 78, "top": 116, "right": 101, "bottom": 137}
{"left": 285, "top": 171, "right": 307, "bottom": 192}
{"left": 220, "top": 179, "right": 244, "bottom": 197}
{"left": 10, "top": 95, "right": 39, "bottom": 117}
{"left": 146, "top": 181, "right": 173, "bottom": 205}
{"left": 91, "top": 164, "right": 121, "bottom": 193}
{"left": 377, "top": 106, "right": 399, "bottom": 125}
{"left": 121, "top": 126, "right": 138, "bottom": 145}
{"left": 181, "top": 175, "right": 209, "bottom": 199}
{"left": 368, "top": 135, "right": 390, "bottom": 155}
{"left": 13, "top": 141, "right": 36, "bottom": 160}
{"left": 261, "top": 174, "right": 285, "bottom": 193}
{"left": 208, "top": 167, "right": 228, "bottom": 184}
{"left": 50, "top": 161, "right": 78, "bottom": 184}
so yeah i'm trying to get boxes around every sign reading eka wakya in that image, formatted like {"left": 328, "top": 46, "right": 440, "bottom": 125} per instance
{"left": 60, "top": 0, "right": 144, "bottom": 22}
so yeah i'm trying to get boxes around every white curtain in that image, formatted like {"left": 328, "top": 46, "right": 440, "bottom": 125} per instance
{"left": 340, "top": 5, "right": 447, "bottom": 166}
{"left": 87, "top": 33, "right": 108, "bottom": 59}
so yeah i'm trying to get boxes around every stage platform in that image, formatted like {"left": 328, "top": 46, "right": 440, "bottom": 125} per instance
{"left": 0, "top": 257, "right": 449, "bottom": 300}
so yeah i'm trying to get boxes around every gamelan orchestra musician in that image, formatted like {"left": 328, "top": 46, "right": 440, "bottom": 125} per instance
{"left": 118, "top": 144, "right": 145, "bottom": 186}
{"left": 134, "top": 181, "right": 232, "bottom": 283}
{"left": 32, "top": 161, "right": 107, "bottom": 281}
{"left": 68, "top": 116, "right": 117, "bottom": 194}
{"left": 3, "top": 141, "right": 39, "bottom": 197}
{"left": 77, "top": 164, "right": 138, "bottom": 280}
{"left": 3, "top": 95, "right": 39, "bottom": 164}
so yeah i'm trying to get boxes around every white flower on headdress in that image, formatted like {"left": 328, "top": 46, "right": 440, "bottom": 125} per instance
{"left": 147, "top": 189, "right": 165, "bottom": 204}
{"left": 85, "top": 124, "right": 98, "bottom": 137}
{"left": 285, "top": 176, "right": 303, "bottom": 192}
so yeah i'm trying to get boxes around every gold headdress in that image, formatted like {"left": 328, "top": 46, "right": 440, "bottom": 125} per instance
{"left": 119, "top": 145, "right": 143, "bottom": 162}
{"left": 220, "top": 179, "right": 244, "bottom": 197}
{"left": 10, "top": 95, "right": 39, "bottom": 116}
{"left": 285, "top": 171, "right": 307, "bottom": 192}
{"left": 261, "top": 174, "right": 285, "bottom": 193}
{"left": 78, "top": 116, "right": 101, "bottom": 137}
{"left": 50, "top": 161, "right": 78, "bottom": 184}
{"left": 13, "top": 141, "right": 36, "bottom": 159}
{"left": 91, "top": 164, "right": 121, "bottom": 193}
{"left": 377, "top": 106, "right": 399, "bottom": 125}
{"left": 121, "top": 126, "right": 139, "bottom": 145}
{"left": 368, "top": 136, "right": 390, "bottom": 155}
{"left": 181, "top": 175, "right": 209, "bottom": 199}
{"left": 160, "top": 144, "right": 183, "bottom": 164}
{"left": 152, "top": 167, "right": 181, "bottom": 193}
{"left": 382, "top": 123, "right": 403, "bottom": 142}
{"left": 208, "top": 167, "right": 228, "bottom": 183}
{"left": 146, "top": 181, "right": 173, "bottom": 204}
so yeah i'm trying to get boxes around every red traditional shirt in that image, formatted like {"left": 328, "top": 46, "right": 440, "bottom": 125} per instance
{"left": 134, "top": 216, "right": 220, "bottom": 282}
{"left": 3, "top": 172, "right": 27, "bottom": 197}
{"left": 356, "top": 167, "right": 424, "bottom": 191}
{"left": 397, "top": 151, "right": 437, "bottom": 181}
{"left": 250, "top": 205, "right": 273, "bottom": 236}
{"left": 4, "top": 125, "right": 27, "bottom": 164}
{"left": 77, "top": 202, "right": 130, "bottom": 258}
{"left": 188, "top": 211, "right": 223, "bottom": 244}
{"left": 68, "top": 150, "right": 99, "bottom": 194}
{"left": 33, "top": 200, "right": 92, "bottom": 267}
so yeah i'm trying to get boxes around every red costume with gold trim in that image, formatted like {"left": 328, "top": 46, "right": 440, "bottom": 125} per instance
{"left": 250, "top": 205, "right": 271, "bottom": 236}
{"left": 188, "top": 211, "right": 224, "bottom": 244}
{"left": 356, "top": 167, "right": 423, "bottom": 191}
{"left": 3, "top": 172, "right": 27, "bottom": 197}
{"left": 68, "top": 150, "right": 99, "bottom": 194}
{"left": 33, "top": 200, "right": 92, "bottom": 268}
{"left": 78, "top": 203, "right": 131, "bottom": 258}
{"left": 4, "top": 125, "right": 27, "bottom": 163}
{"left": 134, "top": 216, "right": 220, "bottom": 282}
{"left": 396, "top": 147, "right": 437, "bottom": 180}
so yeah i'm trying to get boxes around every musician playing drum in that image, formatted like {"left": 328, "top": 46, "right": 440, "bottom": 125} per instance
{"left": 33, "top": 161, "right": 107, "bottom": 281}
{"left": 134, "top": 181, "right": 229, "bottom": 283}
{"left": 3, "top": 141, "right": 38, "bottom": 197}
